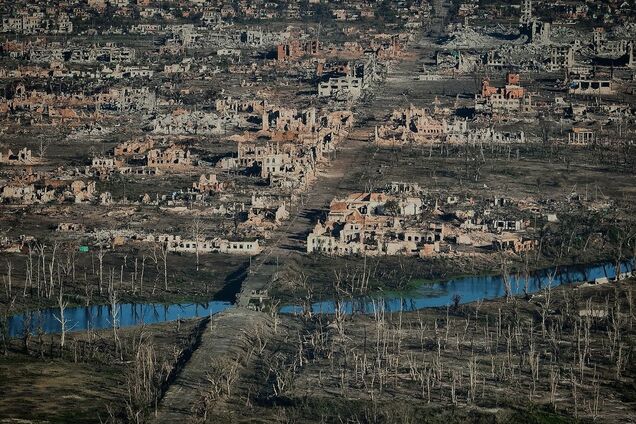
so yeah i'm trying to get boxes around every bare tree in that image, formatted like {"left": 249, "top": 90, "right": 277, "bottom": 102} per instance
{"left": 139, "top": 254, "right": 146, "bottom": 294}
{"left": 549, "top": 365, "right": 559, "bottom": 411}
{"left": 190, "top": 217, "right": 203, "bottom": 272}
{"left": 499, "top": 253, "right": 512, "bottom": 301}
{"left": 539, "top": 272, "right": 555, "bottom": 337}
{"left": 3, "top": 261, "right": 12, "bottom": 299}
{"left": 97, "top": 245, "right": 105, "bottom": 295}
{"left": 0, "top": 314, "right": 9, "bottom": 356}
{"left": 38, "top": 138, "right": 50, "bottom": 159}
{"left": 24, "top": 243, "right": 34, "bottom": 297}
{"left": 53, "top": 288, "right": 74, "bottom": 349}
{"left": 160, "top": 242, "right": 169, "bottom": 291}
{"left": 110, "top": 289, "right": 121, "bottom": 358}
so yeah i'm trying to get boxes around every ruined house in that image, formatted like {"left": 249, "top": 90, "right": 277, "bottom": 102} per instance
{"left": 159, "top": 235, "right": 263, "bottom": 256}
{"left": 568, "top": 128, "right": 596, "bottom": 145}
{"left": 91, "top": 157, "right": 115, "bottom": 169}
{"left": 193, "top": 174, "right": 224, "bottom": 193}
{"left": 480, "top": 73, "right": 526, "bottom": 100}
{"left": 375, "top": 106, "right": 449, "bottom": 144}
{"left": 147, "top": 146, "right": 193, "bottom": 169}
{"left": 97, "top": 87, "right": 155, "bottom": 111}
{"left": 318, "top": 76, "right": 363, "bottom": 99}
{"left": 276, "top": 39, "right": 319, "bottom": 61}
{"left": 549, "top": 45, "right": 575, "bottom": 71}
{"left": 151, "top": 110, "right": 238, "bottom": 135}
{"left": 0, "top": 147, "right": 33, "bottom": 164}
{"left": 493, "top": 233, "right": 537, "bottom": 253}
{"left": 56, "top": 222, "right": 85, "bottom": 232}
{"left": 114, "top": 138, "right": 155, "bottom": 157}
{"left": 241, "top": 204, "right": 290, "bottom": 231}
{"left": 568, "top": 79, "right": 614, "bottom": 96}
{"left": 307, "top": 192, "right": 437, "bottom": 257}
{"left": 68, "top": 180, "right": 97, "bottom": 203}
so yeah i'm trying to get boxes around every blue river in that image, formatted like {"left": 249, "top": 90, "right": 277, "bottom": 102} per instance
{"left": 6, "top": 260, "right": 634, "bottom": 337}
{"left": 279, "top": 260, "right": 634, "bottom": 315}
{"left": 7, "top": 300, "right": 232, "bottom": 337}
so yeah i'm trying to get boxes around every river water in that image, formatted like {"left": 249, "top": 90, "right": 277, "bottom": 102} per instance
{"left": 6, "top": 260, "right": 633, "bottom": 337}
{"left": 6, "top": 300, "right": 232, "bottom": 338}
{"left": 279, "top": 260, "right": 634, "bottom": 315}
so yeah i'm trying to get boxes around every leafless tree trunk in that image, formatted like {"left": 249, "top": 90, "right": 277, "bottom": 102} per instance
{"left": 97, "top": 245, "right": 105, "bottom": 295}
{"left": 38, "top": 138, "right": 50, "bottom": 159}
{"left": 47, "top": 242, "right": 58, "bottom": 299}
{"left": 539, "top": 273, "right": 554, "bottom": 337}
{"left": 24, "top": 244, "right": 34, "bottom": 297}
{"left": 4, "top": 261, "right": 12, "bottom": 299}
{"left": 110, "top": 289, "right": 121, "bottom": 359}
{"left": 140, "top": 255, "right": 146, "bottom": 294}
{"left": 84, "top": 271, "right": 92, "bottom": 306}
{"left": 53, "top": 289, "right": 72, "bottom": 349}
{"left": 160, "top": 243, "right": 169, "bottom": 291}
{"left": 191, "top": 217, "right": 203, "bottom": 272}
{"left": 570, "top": 367, "right": 578, "bottom": 419}
{"left": 21, "top": 313, "right": 31, "bottom": 354}
{"left": 500, "top": 254, "right": 512, "bottom": 301}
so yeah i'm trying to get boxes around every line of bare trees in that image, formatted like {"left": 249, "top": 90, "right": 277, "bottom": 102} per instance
{"left": 0, "top": 239, "right": 176, "bottom": 343}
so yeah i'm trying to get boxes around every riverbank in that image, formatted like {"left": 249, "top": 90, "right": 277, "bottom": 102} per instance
{"left": 269, "top": 249, "right": 629, "bottom": 304}
{"left": 0, "top": 251, "right": 248, "bottom": 317}
{"left": 279, "top": 259, "right": 634, "bottom": 315}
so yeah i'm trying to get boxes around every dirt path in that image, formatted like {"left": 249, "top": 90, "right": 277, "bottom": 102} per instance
{"left": 155, "top": 307, "right": 270, "bottom": 422}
